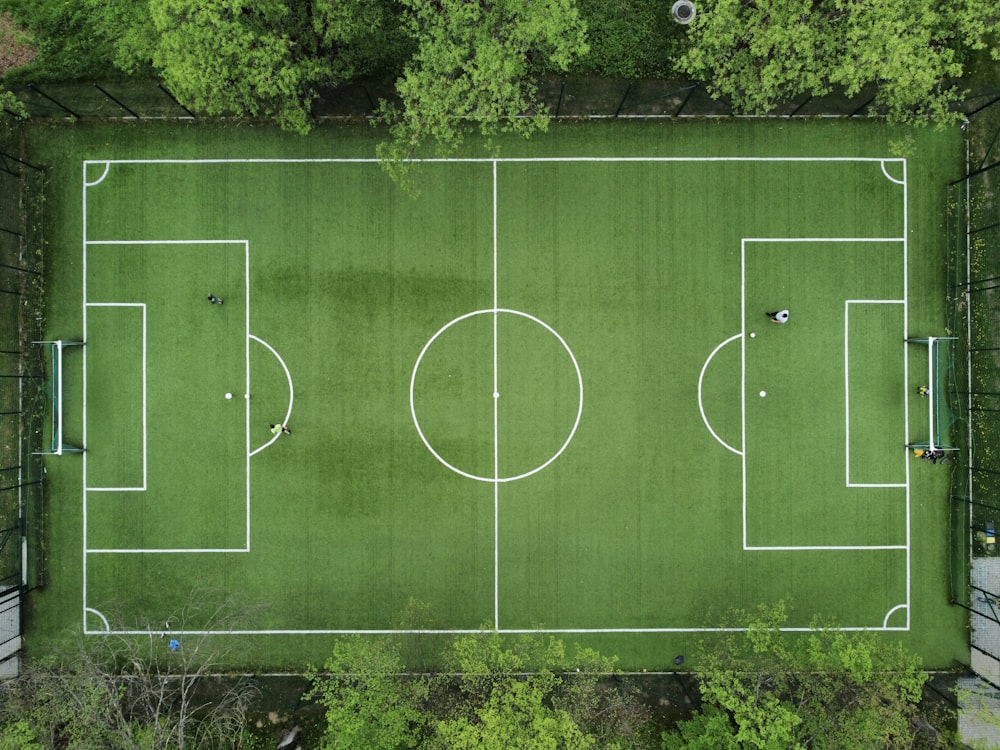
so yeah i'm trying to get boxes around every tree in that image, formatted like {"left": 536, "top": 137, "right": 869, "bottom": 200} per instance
{"left": 0, "top": 589, "right": 261, "bottom": 749}
{"left": 306, "top": 626, "right": 652, "bottom": 750}
{"left": 305, "top": 636, "right": 430, "bottom": 750}
{"left": 661, "top": 601, "right": 933, "bottom": 750}
{"left": 376, "top": 0, "right": 589, "bottom": 176}
{"left": 675, "top": 0, "right": 1000, "bottom": 127}
{"left": 141, "top": 0, "right": 332, "bottom": 135}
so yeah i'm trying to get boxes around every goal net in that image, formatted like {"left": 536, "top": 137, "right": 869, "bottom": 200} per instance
{"left": 906, "top": 336, "right": 958, "bottom": 452}
{"left": 33, "top": 340, "right": 84, "bottom": 455}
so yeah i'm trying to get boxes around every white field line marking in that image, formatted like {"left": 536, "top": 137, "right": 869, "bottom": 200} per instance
{"left": 243, "top": 242, "right": 251, "bottom": 549}
{"left": 698, "top": 334, "right": 744, "bottom": 456}
{"left": 741, "top": 241, "right": 748, "bottom": 548}
{"left": 80, "top": 158, "right": 910, "bottom": 636}
{"left": 883, "top": 603, "right": 908, "bottom": 628}
{"left": 82, "top": 164, "right": 89, "bottom": 632}
{"left": 880, "top": 160, "right": 905, "bottom": 185}
{"left": 742, "top": 238, "right": 909, "bottom": 554}
{"left": 85, "top": 607, "right": 111, "bottom": 631}
{"left": 84, "top": 161, "right": 110, "bottom": 187}
{"left": 83, "top": 302, "right": 147, "bottom": 492}
{"left": 902, "top": 159, "right": 911, "bottom": 629}
{"left": 844, "top": 300, "right": 905, "bottom": 488}
{"left": 82, "top": 242, "right": 250, "bottom": 566}
{"left": 746, "top": 544, "right": 907, "bottom": 551}
{"left": 88, "top": 623, "right": 908, "bottom": 636}
{"left": 410, "top": 309, "right": 583, "bottom": 483}
{"left": 84, "top": 157, "right": 908, "bottom": 165}
{"left": 88, "top": 547, "right": 248, "bottom": 554}
{"left": 248, "top": 334, "right": 295, "bottom": 458}
{"left": 86, "top": 239, "right": 244, "bottom": 245}
{"left": 492, "top": 160, "right": 500, "bottom": 631}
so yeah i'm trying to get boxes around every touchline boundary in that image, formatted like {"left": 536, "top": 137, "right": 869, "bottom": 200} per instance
{"left": 80, "top": 156, "right": 911, "bottom": 636}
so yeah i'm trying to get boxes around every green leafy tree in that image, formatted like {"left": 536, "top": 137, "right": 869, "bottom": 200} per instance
{"left": 675, "top": 0, "right": 1000, "bottom": 126}
{"left": 433, "top": 630, "right": 646, "bottom": 749}
{"left": 305, "top": 636, "right": 430, "bottom": 750}
{"left": 145, "top": 0, "right": 333, "bottom": 134}
{"left": 0, "top": 720, "right": 43, "bottom": 750}
{"left": 307, "top": 626, "right": 651, "bottom": 750}
{"left": 662, "top": 601, "right": 932, "bottom": 750}
{"left": 377, "top": 0, "right": 589, "bottom": 176}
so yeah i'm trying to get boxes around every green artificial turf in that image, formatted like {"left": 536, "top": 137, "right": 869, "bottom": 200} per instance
{"left": 24, "top": 118, "right": 967, "bottom": 671}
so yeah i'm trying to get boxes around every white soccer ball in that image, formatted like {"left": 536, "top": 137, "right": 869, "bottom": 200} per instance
{"left": 225, "top": 392, "right": 233, "bottom": 400}
{"left": 760, "top": 391, "right": 766, "bottom": 397}
{"left": 750, "top": 332, "right": 756, "bottom": 338}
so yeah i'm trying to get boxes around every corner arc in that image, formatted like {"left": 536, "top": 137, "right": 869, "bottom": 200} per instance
{"left": 879, "top": 160, "right": 905, "bottom": 185}
{"left": 85, "top": 161, "right": 111, "bottom": 187}
{"left": 882, "top": 603, "right": 908, "bottom": 629}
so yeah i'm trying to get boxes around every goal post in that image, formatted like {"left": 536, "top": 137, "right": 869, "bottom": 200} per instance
{"left": 906, "top": 336, "right": 958, "bottom": 452}
{"left": 33, "top": 340, "right": 84, "bottom": 455}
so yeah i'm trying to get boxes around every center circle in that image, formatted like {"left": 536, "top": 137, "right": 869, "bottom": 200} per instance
{"left": 410, "top": 309, "right": 583, "bottom": 483}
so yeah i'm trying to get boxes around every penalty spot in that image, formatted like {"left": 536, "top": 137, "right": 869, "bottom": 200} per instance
{"left": 759, "top": 390, "right": 766, "bottom": 397}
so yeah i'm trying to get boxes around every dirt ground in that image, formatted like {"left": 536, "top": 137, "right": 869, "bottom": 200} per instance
{"left": 0, "top": 12, "right": 36, "bottom": 77}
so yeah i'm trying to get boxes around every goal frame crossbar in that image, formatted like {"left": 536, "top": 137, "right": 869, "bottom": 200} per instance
{"left": 906, "top": 336, "right": 958, "bottom": 452}
{"left": 33, "top": 339, "right": 85, "bottom": 455}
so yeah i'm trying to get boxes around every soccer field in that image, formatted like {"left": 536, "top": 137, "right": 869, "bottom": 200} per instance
{"left": 29, "top": 120, "right": 967, "bottom": 669}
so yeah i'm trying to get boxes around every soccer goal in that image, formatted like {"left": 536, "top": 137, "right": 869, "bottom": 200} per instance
{"left": 906, "top": 336, "right": 958, "bottom": 452}
{"left": 33, "top": 340, "right": 84, "bottom": 455}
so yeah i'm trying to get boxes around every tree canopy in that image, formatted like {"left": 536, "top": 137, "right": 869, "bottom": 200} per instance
{"left": 661, "top": 602, "right": 939, "bottom": 750}
{"left": 376, "top": 0, "right": 589, "bottom": 174}
{"left": 306, "top": 628, "right": 652, "bottom": 750}
{"left": 675, "top": 0, "right": 1000, "bottom": 126}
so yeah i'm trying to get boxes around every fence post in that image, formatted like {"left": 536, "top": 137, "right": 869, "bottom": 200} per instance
{"left": 849, "top": 94, "right": 877, "bottom": 117}
{"left": 158, "top": 84, "right": 196, "bottom": 118}
{"left": 614, "top": 82, "right": 632, "bottom": 118}
{"left": 788, "top": 95, "right": 812, "bottom": 117}
{"left": 93, "top": 84, "right": 140, "bottom": 119}
{"left": 0, "top": 151, "right": 43, "bottom": 173}
{"left": 0, "top": 263, "right": 40, "bottom": 277}
{"left": 675, "top": 84, "right": 698, "bottom": 116}
{"left": 28, "top": 85, "right": 80, "bottom": 118}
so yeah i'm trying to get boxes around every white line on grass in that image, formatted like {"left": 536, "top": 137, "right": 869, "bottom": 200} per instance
{"left": 902, "top": 160, "right": 911, "bottom": 630}
{"left": 880, "top": 160, "right": 906, "bottom": 185}
{"left": 244, "top": 242, "right": 251, "bottom": 551}
{"left": 741, "top": 238, "right": 910, "bottom": 553}
{"left": 80, "top": 157, "right": 912, "bottom": 636}
{"left": 83, "top": 302, "right": 147, "bottom": 492}
{"left": 84, "top": 161, "right": 110, "bottom": 187}
{"left": 81, "top": 241, "right": 251, "bottom": 573}
{"left": 883, "top": 603, "right": 908, "bottom": 628}
{"left": 698, "top": 333, "right": 744, "bottom": 456}
{"left": 844, "top": 300, "right": 906, "bottom": 488}
{"left": 88, "top": 623, "right": 908, "bottom": 636}
{"left": 247, "top": 334, "right": 294, "bottom": 458}
{"left": 84, "top": 157, "right": 909, "bottom": 165}
{"left": 492, "top": 160, "right": 500, "bottom": 632}
{"left": 81, "top": 164, "right": 89, "bottom": 632}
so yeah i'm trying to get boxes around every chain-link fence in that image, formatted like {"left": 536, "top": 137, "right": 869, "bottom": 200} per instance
{"left": 0, "top": 78, "right": 963, "bottom": 121}
{"left": 946, "top": 90, "right": 1000, "bottom": 690}
{"left": 0, "top": 119, "right": 47, "bottom": 676}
